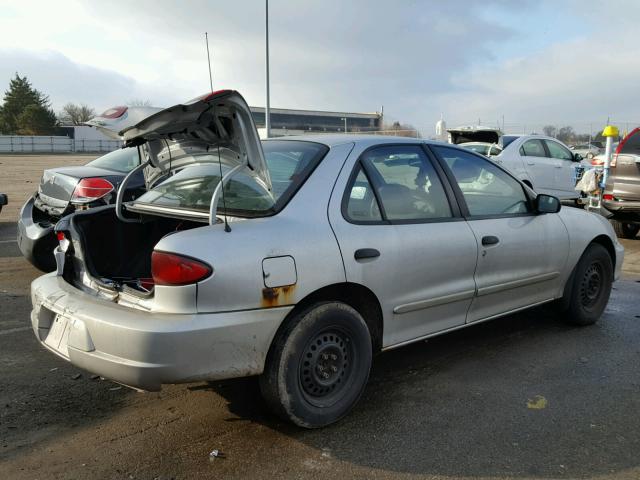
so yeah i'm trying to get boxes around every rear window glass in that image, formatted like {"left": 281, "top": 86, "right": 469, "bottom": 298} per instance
{"left": 85, "top": 147, "right": 140, "bottom": 173}
{"left": 133, "top": 140, "right": 328, "bottom": 217}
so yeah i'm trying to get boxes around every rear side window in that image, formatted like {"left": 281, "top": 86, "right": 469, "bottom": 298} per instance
{"left": 433, "top": 146, "right": 530, "bottom": 217}
{"left": 545, "top": 140, "right": 573, "bottom": 160}
{"left": 345, "top": 167, "right": 382, "bottom": 222}
{"left": 520, "top": 139, "right": 546, "bottom": 157}
{"left": 348, "top": 145, "right": 452, "bottom": 221}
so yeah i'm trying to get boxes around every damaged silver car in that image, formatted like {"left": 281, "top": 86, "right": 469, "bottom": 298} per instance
{"left": 31, "top": 90, "right": 623, "bottom": 428}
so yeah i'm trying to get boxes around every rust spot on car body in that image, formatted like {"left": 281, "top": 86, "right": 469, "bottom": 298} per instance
{"left": 261, "top": 284, "right": 296, "bottom": 308}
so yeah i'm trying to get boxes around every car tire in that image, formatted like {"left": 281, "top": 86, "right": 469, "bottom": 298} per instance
{"left": 611, "top": 220, "right": 639, "bottom": 239}
{"left": 561, "top": 243, "right": 613, "bottom": 326}
{"left": 259, "top": 301, "right": 372, "bottom": 428}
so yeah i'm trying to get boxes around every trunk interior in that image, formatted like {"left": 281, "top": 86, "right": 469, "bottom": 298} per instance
{"left": 67, "top": 207, "right": 201, "bottom": 293}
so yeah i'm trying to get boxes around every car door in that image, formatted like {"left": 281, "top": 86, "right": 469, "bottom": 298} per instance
{"left": 519, "top": 138, "right": 557, "bottom": 194}
{"left": 544, "top": 139, "right": 578, "bottom": 199}
{"left": 328, "top": 144, "right": 479, "bottom": 347}
{"left": 430, "top": 145, "right": 569, "bottom": 323}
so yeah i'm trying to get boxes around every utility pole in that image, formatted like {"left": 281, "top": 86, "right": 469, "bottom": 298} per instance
{"left": 265, "top": 0, "right": 271, "bottom": 138}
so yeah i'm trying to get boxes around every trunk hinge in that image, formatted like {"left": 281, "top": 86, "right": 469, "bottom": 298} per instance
{"left": 208, "top": 159, "right": 247, "bottom": 226}
{"left": 115, "top": 146, "right": 149, "bottom": 223}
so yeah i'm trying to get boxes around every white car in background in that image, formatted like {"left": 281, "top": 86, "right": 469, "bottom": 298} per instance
{"left": 495, "top": 135, "right": 590, "bottom": 201}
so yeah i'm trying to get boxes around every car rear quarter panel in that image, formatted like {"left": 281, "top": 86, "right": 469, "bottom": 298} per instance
{"left": 154, "top": 142, "right": 355, "bottom": 313}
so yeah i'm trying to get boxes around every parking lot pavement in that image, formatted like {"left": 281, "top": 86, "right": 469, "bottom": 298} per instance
{"left": 0, "top": 155, "right": 639, "bottom": 479}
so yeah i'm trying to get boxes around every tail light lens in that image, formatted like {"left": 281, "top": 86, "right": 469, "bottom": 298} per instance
{"left": 151, "top": 251, "right": 212, "bottom": 286}
{"left": 603, "top": 194, "right": 614, "bottom": 201}
{"left": 71, "top": 178, "right": 114, "bottom": 204}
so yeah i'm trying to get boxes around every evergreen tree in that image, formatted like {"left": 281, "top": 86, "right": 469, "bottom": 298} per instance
{"left": 0, "top": 73, "right": 57, "bottom": 134}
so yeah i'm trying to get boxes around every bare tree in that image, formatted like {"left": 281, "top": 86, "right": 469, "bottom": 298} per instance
{"left": 557, "top": 126, "right": 576, "bottom": 144}
{"left": 542, "top": 125, "right": 557, "bottom": 137}
{"left": 58, "top": 103, "right": 95, "bottom": 125}
{"left": 126, "top": 99, "right": 152, "bottom": 107}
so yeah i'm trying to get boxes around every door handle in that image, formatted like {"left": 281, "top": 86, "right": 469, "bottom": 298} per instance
{"left": 354, "top": 248, "right": 380, "bottom": 260}
{"left": 526, "top": 162, "right": 535, "bottom": 166}
{"left": 481, "top": 235, "right": 500, "bottom": 246}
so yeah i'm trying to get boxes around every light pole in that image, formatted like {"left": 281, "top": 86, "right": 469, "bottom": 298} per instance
{"left": 341, "top": 117, "right": 347, "bottom": 133}
{"left": 265, "top": 0, "right": 271, "bottom": 138}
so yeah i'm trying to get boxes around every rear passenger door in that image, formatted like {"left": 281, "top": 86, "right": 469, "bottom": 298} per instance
{"left": 430, "top": 146, "right": 569, "bottom": 322}
{"left": 544, "top": 139, "right": 578, "bottom": 199}
{"left": 519, "top": 139, "right": 556, "bottom": 194}
{"left": 329, "top": 144, "right": 479, "bottom": 348}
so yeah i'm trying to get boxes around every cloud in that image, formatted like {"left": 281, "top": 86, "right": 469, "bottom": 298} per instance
{"left": 0, "top": 0, "right": 637, "bottom": 135}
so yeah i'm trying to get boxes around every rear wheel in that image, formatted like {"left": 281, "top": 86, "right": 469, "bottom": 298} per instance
{"left": 260, "top": 302, "right": 372, "bottom": 428}
{"left": 560, "top": 243, "right": 613, "bottom": 326}
{"left": 611, "top": 220, "right": 639, "bottom": 239}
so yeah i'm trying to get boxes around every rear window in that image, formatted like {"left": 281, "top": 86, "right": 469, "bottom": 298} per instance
{"left": 133, "top": 140, "right": 328, "bottom": 218}
{"left": 85, "top": 147, "right": 140, "bottom": 173}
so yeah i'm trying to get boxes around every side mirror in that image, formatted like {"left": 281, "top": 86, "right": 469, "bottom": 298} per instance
{"left": 535, "top": 194, "right": 561, "bottom": 213}
{"left": 573, "top": 153, "right": 583, "bottom": 162}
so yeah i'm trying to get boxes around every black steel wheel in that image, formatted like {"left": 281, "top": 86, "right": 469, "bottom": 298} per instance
{"left": 260, "top": 302, "right": 372, "bottom": 428}
{"left": 563, "top": 243, "right": 613, "bottom": 325}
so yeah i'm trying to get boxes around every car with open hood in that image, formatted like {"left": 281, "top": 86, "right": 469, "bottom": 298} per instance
{"left": 31, "top": 90, "right": 623, "bottom": 428}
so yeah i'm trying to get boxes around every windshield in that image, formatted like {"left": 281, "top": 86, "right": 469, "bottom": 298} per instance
{"left": 132, "top": 140, "right": 328, "bottom": 218}
{"left": 85, "top": 147, "right": 140, "bottom": 173}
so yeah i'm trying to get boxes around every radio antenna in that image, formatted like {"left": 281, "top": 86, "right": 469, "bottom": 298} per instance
{"left": 205, "top": 32, "right": 213, "bottom": 91}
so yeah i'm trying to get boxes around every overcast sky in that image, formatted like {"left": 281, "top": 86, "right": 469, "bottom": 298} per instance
{"left": 0, "top": 0, "right": 638, "bottom": 135}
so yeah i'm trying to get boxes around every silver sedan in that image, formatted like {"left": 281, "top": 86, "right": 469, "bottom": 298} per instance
{"left": 31, "top": 91, "right": 623, "bottom": 428}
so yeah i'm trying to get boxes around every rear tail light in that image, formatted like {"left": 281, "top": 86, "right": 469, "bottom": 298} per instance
{"left": 603, "top": 194, "right": 614, "bottom": 201}
{"left": 71, "top": 178, "right": 114, "bottom": 204}
{"left": 151, "top": 251, "right": 212, "bottom": 286}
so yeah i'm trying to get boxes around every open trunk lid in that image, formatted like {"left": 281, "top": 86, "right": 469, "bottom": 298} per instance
{"left": 447, "top": 125, "right": 502, "bottom": 145}
{"left": 88, "top": 90, "right": 270, "bottom": 191}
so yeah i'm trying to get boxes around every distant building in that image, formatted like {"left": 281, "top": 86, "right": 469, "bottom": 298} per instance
{"left": 250, "top": 106, "right": 382, "bottom": 138}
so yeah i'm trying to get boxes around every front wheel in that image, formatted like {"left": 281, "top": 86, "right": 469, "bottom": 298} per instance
{"left": 611, "top": 220, "right": 639, "bottom": 239}
{"left": 259, "top": 302, "right": 372, "bottom": 428}
{"left": 561, "top": 243, "right": 613, "bottom": 326}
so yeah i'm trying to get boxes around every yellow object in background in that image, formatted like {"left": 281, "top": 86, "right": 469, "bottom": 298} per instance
{"left": 602, "top": 125, "right": 619, "bottom": 138}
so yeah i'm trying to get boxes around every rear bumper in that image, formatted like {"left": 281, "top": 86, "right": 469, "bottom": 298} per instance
{"left": 17, "top": 197, "right": 57, "bottom": 272}
{"left": 31, "top": 273, "right": 290, "bottom": 391}
{"left": 602, "top": 199, "right": 640, "bottom": 214}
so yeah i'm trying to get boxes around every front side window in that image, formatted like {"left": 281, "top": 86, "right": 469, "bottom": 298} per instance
{"left": 520, "top": 139, "right": 546, "bottom": 157}
{"left": 545, "top": 140, "right": 573, "bottom": 160}
{"left": 432, "top": 146, "right": 530, "bottom": 216}
{"left": 133, "top": 140, "right": 328, "bottom": 218}
{"left": 352, "top": 145, "right": 452, "bottom": 221}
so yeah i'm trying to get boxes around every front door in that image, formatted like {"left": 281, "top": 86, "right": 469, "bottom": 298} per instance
{"left": 329, "top": 144, "right": 479, "bottom": 347}
{"left": 430, "top": 145, "right": 569, "bottom": 322}
{"left": 544, "top": 139, "right": 578, "bottom": 199}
